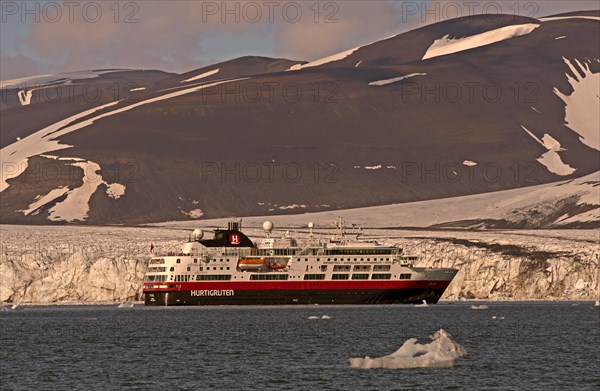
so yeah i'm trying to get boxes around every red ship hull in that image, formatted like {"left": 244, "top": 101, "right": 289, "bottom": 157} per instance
{"left": 143, "top": 280, "right": 452, "bottom": 306}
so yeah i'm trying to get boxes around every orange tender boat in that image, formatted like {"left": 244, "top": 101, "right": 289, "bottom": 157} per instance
{"left": 238, "top": 258, "right": 265, "bottom": 270}
{"left": 267, "top": 261, "right": 286, "bottom": 269}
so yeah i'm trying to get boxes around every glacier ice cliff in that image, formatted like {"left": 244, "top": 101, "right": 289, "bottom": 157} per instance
{"left": 1, "top": 226, "right": 598, "bottom": 304}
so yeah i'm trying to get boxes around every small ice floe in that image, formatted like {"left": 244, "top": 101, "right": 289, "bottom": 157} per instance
{"left": 491, "top": 316, "right": 505, "bottom": 320}
{"left": 349, "top": 329, "right": 467, "bottom": 369}
{"left": 308, "top": 315, "right": 332, "bottom": 320}
{"left": 594, "top": 300, "right": 599, "bottom": 307}
{"left": 470, "top": 304, "right": 489, "bottom": 310}
{"left": 1, "top": 303, "right": 17, "bottom": 311}
{"left": 414, "top": 300, "right": 429, "bottom": 307}
{"left": 118, "top": 301, "right": 134, "bottom": 308}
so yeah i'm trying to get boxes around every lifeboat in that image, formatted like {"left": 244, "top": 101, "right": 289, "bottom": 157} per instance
{"left": 238, "top": 258, "right": 265, "bottom": 270}
{"left": 268, "top": 261, "right": 286, "bottom": 270}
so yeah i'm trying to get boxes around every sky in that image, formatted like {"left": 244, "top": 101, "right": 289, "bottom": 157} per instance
{"left": 1, "top": 0, "right": 598, "bottom": 81}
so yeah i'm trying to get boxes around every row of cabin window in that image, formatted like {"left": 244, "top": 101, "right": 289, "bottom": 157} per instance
{"left": 305, "top": 273, "right": 408, "bottom": 280}
{"left": 324, "top": 249, "right": 394, "bottom": 255}
{"left": 144, "top": 275, "right": 168, "bottom": 282}
{"left": 177, "top": 258, "right": 233, "bottom": 264}
{"left": 161, "top": 273, "right": 412, "bottom": 282}
{"left": 167, "top": 267, "right": 233, "bottom": 272}
{"left": 250, "top": 274, "right": 289, "bottom": 280}
{"left": 332, "top": 265, "right": 391, "bottom": 272}
{"left": 188, "top": 266, "right": 230, "bottom": 272}
{"left": 306, "top": 257, "right": 391, "bottom": 262}
{"left": 196, "top": 275, "right": 231, "bottom": 281}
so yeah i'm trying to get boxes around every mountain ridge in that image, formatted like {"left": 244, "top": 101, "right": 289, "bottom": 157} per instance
{"left": 1, "top": 13, "right": 598, "bottom": 226}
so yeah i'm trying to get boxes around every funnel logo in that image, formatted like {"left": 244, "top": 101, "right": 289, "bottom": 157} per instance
{"left": 229, "top": 234, "right": 240, "bottom": 245}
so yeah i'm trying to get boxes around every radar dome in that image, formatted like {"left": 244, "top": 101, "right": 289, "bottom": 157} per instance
{"left": 192, "top": 228, "right": 204, "bottom": 241}
{"left": 263, "top": 221, "right": 274, "bottom": 233}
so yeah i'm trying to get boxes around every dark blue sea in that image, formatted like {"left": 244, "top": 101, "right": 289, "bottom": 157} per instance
{"left": 1, "top": 302, "right": 598, "bottom": 390}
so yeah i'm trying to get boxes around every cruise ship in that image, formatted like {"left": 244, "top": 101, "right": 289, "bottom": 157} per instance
{"left": 143, "top": 219, "right": 458, "bottom": 306}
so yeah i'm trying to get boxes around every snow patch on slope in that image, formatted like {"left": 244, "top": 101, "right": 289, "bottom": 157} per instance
{"left": 19, "top": 157, "right": 126, "bottom": 221}
{"left": 288, "top": 48, "right": 359, "bottom": 70}
{"left": 554, "top": 58, "right": 600, "bottom": 151}
{"left": 17, "top": 89, "right": 34, "bottom": 105}
{"left": 521, "top": 126, "right": 576, "bottom": 176}
{"left": 106, "top": 183, "right": 126, "bottom": 199}
{"left": 0, "top": 78, "right": 249, "bottom": 192}
{"left": 369, "top": 73, "right": 427, "bottom": 86}
{"left": 47, "top": 161, "right": 103, "bottom": 222}
{"left": 181, "top": 68, "right": 220, "bottom": 83}
{"left": 181, "top": 209, "right": 204, "bottom": 219}
{"left": 540, "top": 16, "right": 600, "bottom": 22}
{"left": 278, "top": 204, "right": 307, "bottom": 210}
{"left": 20, "top": 187, "right": 70, "bottom": 216}
{"left": 190, "top": 172, "right": 599, "bottom": 229}
{"left": 287, "top": 32, "right": 401, "bottom": 71}
{"left": 423, "top": 23, "right": 540, "bottom": 60}
{"left": 0, "top": 101, "right": 119, "bottom": 192}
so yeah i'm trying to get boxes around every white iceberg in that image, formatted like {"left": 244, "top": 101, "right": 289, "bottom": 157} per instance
{"left": 349, "top": 329, "right": 467, "bottom": 369}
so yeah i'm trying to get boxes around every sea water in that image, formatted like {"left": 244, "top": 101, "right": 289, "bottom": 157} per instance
{"left": 1, "top": 302, "right": 598, "bottom": 390}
